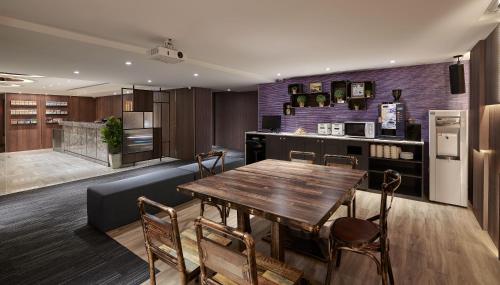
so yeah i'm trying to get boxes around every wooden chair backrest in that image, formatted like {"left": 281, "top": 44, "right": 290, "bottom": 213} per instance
{"left": 323, "top": 154, "right": 358, "bottom": 169}
{"left": 195, "top": 217, "right": 258, "bottom": 285}
{"left": 137, "top": 196, "right": 186, "bottom": 274}
{"left": 289, "top": 150, "right": 316, "bottom": 164}
{"left": 196, "top": 151, "right": 225, "bottom": 178}
{"left": 379, "top": 170, "right": 401, "bottom": 239}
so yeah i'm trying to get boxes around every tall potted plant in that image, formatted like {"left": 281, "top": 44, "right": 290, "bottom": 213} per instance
{"left": 101, "top": 116, "right": 123, "bottom": 169}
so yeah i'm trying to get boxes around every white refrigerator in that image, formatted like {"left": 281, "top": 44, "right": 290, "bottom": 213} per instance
{"left": 429, "top": 110, "right": 468, "bottom": 207}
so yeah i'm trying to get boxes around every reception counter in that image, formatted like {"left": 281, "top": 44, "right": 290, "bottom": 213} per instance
{"left": 57, "top": 121, "right": 109, "bottom": 164}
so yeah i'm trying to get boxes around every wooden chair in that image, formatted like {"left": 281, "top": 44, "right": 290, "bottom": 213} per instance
{"left": 323, "top": 154, "right": 359, "bottom": 218}
{"left": 137, "top": 196, "right": 199, "bottom": 285}
{"left": 289, "top": 150, "right": 316, "bottom": 164}
{"left": 194, "top": 216, "right": 304, "bottom": 285}
{"left": 325, "top": 169, "right": 402, "bottom": 285}
{"left": 196, "top": 151, "right": 229, "bottom": 225}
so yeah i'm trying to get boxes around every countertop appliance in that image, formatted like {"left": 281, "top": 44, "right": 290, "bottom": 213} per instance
{"left": 429, "top": 110, "right": 468, "bottom": 207}
{"left": 344, "top": 121, "right": 375, "bottom": 138}
{"left": 262, "top": 115, "right": 281, "bottom": 132}
{"left": 378, "top": 103, "right": 406, "bottom": 139}
{"left": 317, "top": 123, "right": 332, "bottom": 135}
{"left": 331, "top": 123, "right": 345, "bottom": 136}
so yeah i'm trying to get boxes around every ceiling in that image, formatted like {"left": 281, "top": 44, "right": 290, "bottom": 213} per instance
{"left": 0, "top": 0, "right": 498, "bottom": 96}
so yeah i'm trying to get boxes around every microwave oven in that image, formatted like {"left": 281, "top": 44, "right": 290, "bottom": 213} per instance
{"left": 344, "top": 121, "right": 376, "bottom": 138}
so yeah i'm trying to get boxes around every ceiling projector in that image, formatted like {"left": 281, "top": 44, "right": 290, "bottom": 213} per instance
{"left": 149, "top": 39, "right": 185, "bottom": 64}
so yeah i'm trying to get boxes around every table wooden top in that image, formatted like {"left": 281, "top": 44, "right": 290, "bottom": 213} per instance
{"left": 177, "top": 159, "right": 367, "bottom": 232}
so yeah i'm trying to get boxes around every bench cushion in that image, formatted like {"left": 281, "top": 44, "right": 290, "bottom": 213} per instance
{"left": 178, "top": 156, "right": 245, "bottom": 180}
{"left": 87, "top": 168, "right": 194, "bottom": 232}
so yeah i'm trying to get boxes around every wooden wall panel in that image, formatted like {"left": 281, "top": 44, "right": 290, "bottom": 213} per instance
{"left": 0, "top": 94, "right": 4, "bottom": 152}
{"left": 488, "top": 105, "right": 500, "bottom": 252}
{"left": 214, "top": 91, "right": 258, "bottom": 151}
{"left": 486, "top": 26, "right": 500, "bottom": 105}
{"left": 96, "top": 95, "right": 122, "bottom": 120}
{"left": 172, "top": 88, "right": 195, "bottom": 160}
{"left": 470, "top": 24, "right": 500, "bottom": 258}
{"left": 194, "top": 88, "right": 213, "bottom": 154}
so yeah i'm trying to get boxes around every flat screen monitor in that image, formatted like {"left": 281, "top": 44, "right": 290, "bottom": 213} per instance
{"left": 262, "top": 115, "right": 281, "bottom": 132}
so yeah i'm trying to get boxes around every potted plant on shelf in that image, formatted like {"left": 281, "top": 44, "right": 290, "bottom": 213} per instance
{"left": 101, "top": 116, "right": 123, "bottom": 169}
{"left": 334, "top": 88, "right": 346, "bottom": 103}
{"left": 297, "top": 95, "right": 307, "bottom": 107}
{"left": 316, "top": 94, "right": 326, "bottom": 107}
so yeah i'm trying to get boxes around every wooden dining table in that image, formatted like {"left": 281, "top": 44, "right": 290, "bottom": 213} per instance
{"left": 176, "top": 159, "right": 367, "bottom": 261}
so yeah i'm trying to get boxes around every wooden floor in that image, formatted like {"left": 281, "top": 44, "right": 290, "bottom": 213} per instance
{"left": 108, "top": 191, "right": 500, "bottom": 285}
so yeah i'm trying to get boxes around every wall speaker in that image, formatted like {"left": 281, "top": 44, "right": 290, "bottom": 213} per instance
{"left": 449, "top": 55, "right": 465, "bottom": 94}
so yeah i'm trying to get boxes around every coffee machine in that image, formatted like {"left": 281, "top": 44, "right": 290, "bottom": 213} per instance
{"left": 378, "top": 103, "right": 406, "bottom": 139}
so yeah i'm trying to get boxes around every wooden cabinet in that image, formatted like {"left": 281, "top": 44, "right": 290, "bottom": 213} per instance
{"left": 265, "top": 135, "right": 305, "bottom": 160}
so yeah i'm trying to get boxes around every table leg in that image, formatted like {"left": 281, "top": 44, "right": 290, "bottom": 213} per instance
{"left": 271, "top": 222, "right": 284, "bottom": 261}
{"left": 237, "top": 210, "right": 250, "bottom": 251}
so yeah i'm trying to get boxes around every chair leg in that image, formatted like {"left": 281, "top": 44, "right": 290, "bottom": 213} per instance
{"left": 325, "top": 240, "right": 337, "bottom": 285}
{"left": 200, "top": 201, "right": 205, "bottom": 217}
{"left": 335, "top": 249, "right": 342, "bottom": 268}
{"left": 352, "top": 197, "right": 356, "bottom": 218}
{"left": 347, "top": 203, "right": 352, "bottom": 217}
{"left": 146, "top": 251, "right": 156, "bottom": 285}
{"left": 387, "top": 251, "right": 394, "bottom": 285}
{"left": 381, "top": 251, "right": 389, "bottom": 285}
{"left": 221, "top": 206, "right": 227, "bottom": 225}
{"left": 325, "top": 258, "right": 335, "bottom": 285}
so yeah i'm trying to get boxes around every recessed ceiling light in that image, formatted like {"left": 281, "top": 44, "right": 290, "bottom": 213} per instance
{"left": 73, "top": 70, "right": 80, "bottom": 74}
{"left": 147, "top": 79, "right": 152, "bottom": 83}
{"left": 390, "top": 60, "right": 396, "bottom": 64}
{"left": 227, "top": 88, "right": 231, "bottom": 92}
{"left": 325, "top": 67, "right": 331, "bottom": 71}
{"left": 193, "top": 73, "right": 199, "bottom": 77}
{"left": 113, "top": 92, "right": 117, "bottom": 95}
{"left": 125, "top": 61, "right": 132, "bottom": 65}
{"left": 276, "top": 73, "right": 281, "bottom": 77}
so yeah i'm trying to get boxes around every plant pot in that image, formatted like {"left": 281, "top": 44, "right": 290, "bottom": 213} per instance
{"left": 109, "top": 153, "right": 122, "bottom": 169}
{"left": 337, "top": 98, "right": 344, "bottom": 103}
{"left": 318, "top": 102, "right": 324, "bottom": 107}
{"left": 299, "top": 102, "right": 305, "bottom": 107}
{"left": 354, "top": 105, "right": 360, "bottom": 110}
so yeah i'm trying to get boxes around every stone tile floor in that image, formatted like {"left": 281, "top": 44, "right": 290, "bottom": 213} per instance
{"left": 0, "top": 149, "right": 177, "bottom": 196}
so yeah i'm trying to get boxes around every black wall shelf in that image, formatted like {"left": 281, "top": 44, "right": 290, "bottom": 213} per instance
{"left": 290, "top": 92, "right": 331, "bottom": 108}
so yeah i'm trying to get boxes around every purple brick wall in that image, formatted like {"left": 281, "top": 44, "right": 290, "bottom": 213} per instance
{"left": 258, "top": 62, "right": 469, "bottom": 142}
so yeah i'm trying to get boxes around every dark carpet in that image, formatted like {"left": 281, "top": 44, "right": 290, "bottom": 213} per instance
{"left": 0, "top": 160, "right": 188, "bottom": 285}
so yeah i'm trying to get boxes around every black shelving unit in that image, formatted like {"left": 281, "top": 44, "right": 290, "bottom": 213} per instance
{"left": 346, "top": 81, "right": 376, "bottom": 110}
{"left": 290, "top": 92, "right": 331, "bottom": 108}
{"left": 367, "top": 143, "right": 424, "bottom": 199}
{"left": 331, "top": 81, "right": 349, "bottom": 104}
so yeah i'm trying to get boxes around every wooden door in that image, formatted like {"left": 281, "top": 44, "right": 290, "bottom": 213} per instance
{"left": 265, "top": 135, "right": 283, "bottom": 160}
{"left": 0, "top": 94, "right": 4, "bottom": 152}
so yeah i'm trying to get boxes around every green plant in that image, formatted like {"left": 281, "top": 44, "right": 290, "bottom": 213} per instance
{"left": 316, "top": 94, "right": 326, "bottom": 104}
{"left": 296, "top": 95, "right": 307, "bottom": 105}
{"left": 101, "top": 116, "right": 123, "bottom": 154}
{"left": 334, "top": 88, "right": 346, "bottom": 99}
